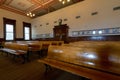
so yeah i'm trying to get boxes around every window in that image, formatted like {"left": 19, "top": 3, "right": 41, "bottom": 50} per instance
{"left": 6, "top": 24, "right": 14, "bottom": 40}
{"left": 92, "top": 31, "right": 96, "bottom": 34}
{"left": 24, "top": 27, "right": 30, "bottom": 40}
{"left": 98, "top": 30, "right": 102, "bottom": 34}
{"left": 23, "top": 22, "right": 31, "bottom": 40}
{"left": 3, "top": 18, "right": 16, "bottom": 41}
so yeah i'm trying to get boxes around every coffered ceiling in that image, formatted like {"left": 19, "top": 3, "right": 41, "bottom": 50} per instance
{"left": 0, "top": 0, "right": 84, "bottom": 18}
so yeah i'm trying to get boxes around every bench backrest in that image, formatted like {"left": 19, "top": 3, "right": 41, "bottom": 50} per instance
{"left": 4, "top": 43, "right": 28, "bottom": 51}
{"left": 15, "top": 41, "right": 64, "bottom": 50}
{"left": 47, "top": 41, "right": 120, "bottom": 75}
{"left": 68, "top": 41, "right": 120, "bottom": 48}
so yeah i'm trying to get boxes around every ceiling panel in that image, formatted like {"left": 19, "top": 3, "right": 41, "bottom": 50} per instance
{"left": 0, "top": 0, "right": 84, "bottom": 18}
{"left": 8, "top": 0, "right": 34, "bottom": 11}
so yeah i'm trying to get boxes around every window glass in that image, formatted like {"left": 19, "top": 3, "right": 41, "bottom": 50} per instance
{"left": 6, "top": 24, "right": 14, "bottom": 40}
{"left": 6, "top": 33, "right": 13, "bottom": 40}
{"left": 6, "top": 24, "right": 13, "bottom": 32}
{"left": 24, "top": 27, "right": 30, "bottom": 40}
{"left": 25, "top": 27, "right": 29, "bottom": 34}
{"left": 25, "top": 33, "right": 29, "bottom": 40}
{"left": 92, "top": 31, "right": 96, "bottom": 34}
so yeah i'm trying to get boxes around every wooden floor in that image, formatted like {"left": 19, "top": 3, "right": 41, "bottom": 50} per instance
{"left": 0, "top": 52, "right": 88, "bottom": 80}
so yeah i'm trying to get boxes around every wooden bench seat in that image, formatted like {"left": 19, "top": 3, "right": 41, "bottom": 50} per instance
{"left": 1, "top": 43, "right": 28, "bottom": 63}
{"left": 0, "top": 41, "right": 64, "bottom": 62}
{"left": 38, "top": 42, "right": 120, "bottom": 80}
{"left": 2, "top": 48, "right": 16, "bottom": 54}
{"left": 38, "top": 58, "right": 120, "bottom": 80}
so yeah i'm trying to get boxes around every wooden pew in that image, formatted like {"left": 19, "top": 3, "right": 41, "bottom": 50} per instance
{"left": 0, "top": 41, "right": 64, "bottom": 62}
{"left": 38, "top": 42, "right": 120, "bottom": 80}
{"left": 28, "top": 43, "right": 42, "bottom": 58}
{"left": 1, "top": 43, "right": 29, "bottom": 63}
{"left": 27, "top": 41, "right": 64, "bottom": 57}
{"left": 67, "top": 41, "right": 120, "bottom": 48}
{"left": 14, "top": 41, "right": 64, "bottom": 58}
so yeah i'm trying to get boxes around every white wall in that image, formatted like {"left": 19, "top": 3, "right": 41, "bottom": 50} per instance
{"left": 0, "top": 9, "right": 31, "bottom": 38}
{"left": 31, "top": 0, "right": 120, "bottom": 38}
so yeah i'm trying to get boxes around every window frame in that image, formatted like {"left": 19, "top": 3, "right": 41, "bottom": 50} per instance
{"left": 23, "top": 22, "right": 31, "bottom": 40}
{"left": 3, "top": 18, "right": 16, "bottom": 41}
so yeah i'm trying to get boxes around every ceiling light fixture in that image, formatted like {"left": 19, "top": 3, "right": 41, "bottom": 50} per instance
{"left": 59, "top": 0, "right": 71, "bottom": 4}
{"left": 27, "top": 12, "right": 35, "bottom": 17}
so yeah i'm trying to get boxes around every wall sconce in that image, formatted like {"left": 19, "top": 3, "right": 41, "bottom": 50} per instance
{"left": 59, "top": 0, "right": 71, "bottom": 4}
{"left": 27, "top": 12, "right": 35, "bottom": 17}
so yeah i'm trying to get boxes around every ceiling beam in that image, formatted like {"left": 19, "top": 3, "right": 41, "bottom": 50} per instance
{"left": 28, "top": 0, "right": 55, "bottom": 12}
{"left": 72, "top": 0, "right": 84, "bottom": 3}
{"left": 0, "top": 5, "right": 26, "bottom": 16}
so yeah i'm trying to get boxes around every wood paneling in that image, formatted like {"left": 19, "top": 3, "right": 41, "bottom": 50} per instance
{"left": 15, "top": 38, "right": 24, "bottom": 41}
{"left": 68, "top": 35, "right": 120, "bottom": 42}
{"left": 33, "top": 35, "right": 120, "bottom": 43}
{"left": 53, "top": 24, "right": 69, "bottom": 43}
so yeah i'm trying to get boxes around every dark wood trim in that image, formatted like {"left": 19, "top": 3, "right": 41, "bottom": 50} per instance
{"left": 0, "top": 38, "right": 4, "bottom": 42}
{"left": 68, "top": 35, "right": 120, "bottom": 42}
{"left": 15, "top": 38, "right": 24, "bottom": 41}
{"left": 3, "top": 17, "right": 16, "bottom": 41}
{"left": 32, "top": 35, "right": 120, "bottom": 42}
{"left": 32, "top": 38, "right": 54, "bottom": 41}
{"left": 3, "top": 17, "right": 16, "bottom": 24}
{"left": 53, "top": 24, "right": 69, "bottom": 43}
{"left": 23, "top": 22, "right": 31, "bottom": 40}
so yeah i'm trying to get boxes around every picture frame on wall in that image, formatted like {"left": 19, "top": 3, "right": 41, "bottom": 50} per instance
{"left": 118, "top": 28, "right": 120, "bottom": 33}
{"left": 103, "top": 29, "right": 109, "bottom": 34}
{"left": 72, "top": 27, "right": 120, "bottom": 36}
{"left": 109, "top": 28, "right": 113, "bottom": 34}
{"left": 79, "top": 31, "right": 84, "bottom": 36}
{"left": 72, "top": 31, "right": 79, "bottom": 36}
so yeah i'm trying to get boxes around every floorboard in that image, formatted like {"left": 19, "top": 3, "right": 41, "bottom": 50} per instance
{"left": 0, "top": 52, "right": 88, "bottom": 80}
